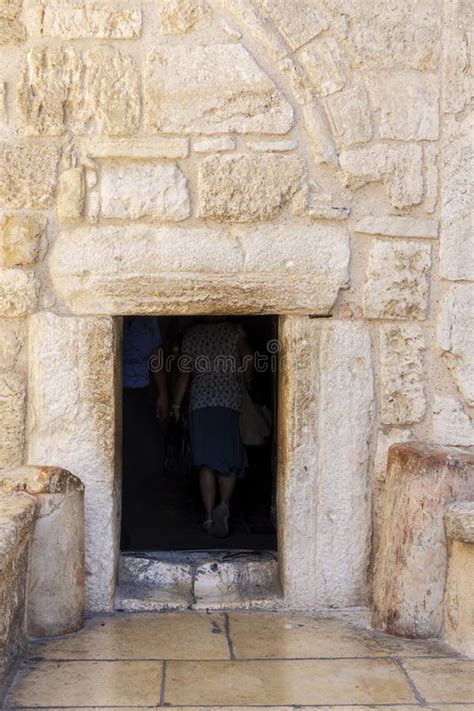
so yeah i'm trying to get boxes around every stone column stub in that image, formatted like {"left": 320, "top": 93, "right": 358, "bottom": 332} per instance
{"left": 0, "top": 465, "right": 85, "bottom": 638}
{"left": 372, "top": 442, "right": 474, "bottom": 639}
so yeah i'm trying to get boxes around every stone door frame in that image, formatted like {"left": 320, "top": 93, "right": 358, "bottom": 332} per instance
{"left": 28, "top": 311, "right": 374, "bottom": 614}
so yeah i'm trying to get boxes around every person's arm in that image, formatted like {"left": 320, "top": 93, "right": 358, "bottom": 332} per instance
{"left": 151, "top": 346, "right": 168, "bottom": 420}
{"left": 238, "top": 336, "right": 253, "bottom": 391}
{"left": 172, "top": 369, "right": 192, "bottom": 421}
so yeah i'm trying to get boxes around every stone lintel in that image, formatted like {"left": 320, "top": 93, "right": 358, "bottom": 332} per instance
{"left": 445, "top": 502, "right": 474, "bottom": 544}
{"left": 49, "top": 224, "right": 350, "bottom": 316}
{"left": 0, "top": 465, "right": 83, "bottom": 495}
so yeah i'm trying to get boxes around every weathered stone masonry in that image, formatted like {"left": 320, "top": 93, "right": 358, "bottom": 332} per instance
{"left": 0, "top": 0, "right": 473, "bottom": 612}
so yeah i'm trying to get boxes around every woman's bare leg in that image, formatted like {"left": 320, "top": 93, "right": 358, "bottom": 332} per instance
{"left": 218, "top": 472, "right": 237, "bottom": 507}
{"left": 211, "top": 473, "right": 236, "bottom": 537}
{"left": 200, "top": 466, "right": 216, "bottom": 520}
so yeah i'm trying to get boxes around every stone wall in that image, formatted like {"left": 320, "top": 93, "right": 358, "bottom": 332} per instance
{"left": 0, "top": 0, "right": 472, "bottom": 611}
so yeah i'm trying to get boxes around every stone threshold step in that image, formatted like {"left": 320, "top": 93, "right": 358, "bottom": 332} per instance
{"left": 116, "top": 549, "right": 280, "bottom": 612}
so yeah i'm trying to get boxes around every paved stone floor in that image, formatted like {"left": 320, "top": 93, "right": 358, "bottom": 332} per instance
{"left": 3, "top": 611, "right": 473, "bottom": 709}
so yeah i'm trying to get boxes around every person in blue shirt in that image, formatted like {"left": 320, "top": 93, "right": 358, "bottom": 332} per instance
{"left": 121, "top": 316, "right": 168, "bottom": 547}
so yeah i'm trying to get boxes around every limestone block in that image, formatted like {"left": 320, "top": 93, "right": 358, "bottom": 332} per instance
{"left": 380, "top": 325, "right": 426, "bottom": 425}
{"left": 445, "top": 0, "right": 474, "bottom": 30}
{"left": 339, "top": 144, "right": 424, "bottom": 209}
{"left": 374, "top": 428, "right": 413, "bottom": 483}
{"left": 194, "top": 137, "right": 235, "bottom": 153}
{"left": 372, "top": 443, "right": 474, "bottom": 638}
{"left": 432, "top": 395, "right": 474, "bottom": 447}
{"left": 329, "top": 2, "right": 441, "bottom": 23}
{"left": 0, "top": 269, "right": 39, "bottom": 317}
{"left": 253, "top": 0, "right": 328, "bottom": 50}
{"left": 444, "top": 503, "right": 474, "bottom": 657}
{"left": 0, "top": 0, "right": 25, "bottom": 44}
{"left": 144, "top": 44, "right": 293, "bottom": 134}
{"left": 0, "top": 82, "right": 7, "bottom": 124}
{"left": 0, "top": 214, "right": 46, "bottom": 267}
{"left": 37, "top": 0, "right": 142, "bottom": 38}
{"left": 314, "top": 320, "right": 374, "bottom": 607}
{"left": 278, "top": 316, "right": 373, "bottom": 608}
{"left": 0, "top": 320, "right": 23, "bottom": 370}
{"left": 298, "top": 37, "right": 349, "bottom": 96}
{"left": 355, "top": 216, "right": 438, "bottom": 239}
{"left": 347, "top": 19, "right": 440, "bottom": 72}
{"left": 198, "top": 153, "right": 305, "bottom": 222}
{"left": 440, "top": 114, "right": 474, "bottom": 281}
{"left": 0, "top": 144, "right": 59, "bottom": 208}
{"left": 0, "top": 465, "right": 84, "bottom": 637}
{"left": 27, "top": 313, "right": 119, "bottom": 613}
{"left": 18, "top": 46, "right": 140, "bottom": 136}
{"left": 424, "top": 143, "right": 438, "bottom": 214}
{"left": 326, "top": 85, "right": 372, "bottom": 147}
{"left": 216, "top": 0, "right": 290, "bottom": 61}
{"left": 363, "top": 240, "right": 431, "bottom": 320}
{"left": 101, "top": 164, "right": 190, "bottom": 221}
{"left": 86, "top": 191, "right": 100, "bottom": 224}
{"left": 368, "top": 72, "right": 439, "bottom": 141}
{"left": 0, "top": 0, "right": 22, "bottom": 22}
{"left": 437, "top": 284, "right": 474, "bottom": 406}
{"left": 120, "top": 554, "right": 192, "bottom": 596}
{"left": 0, "top": 492, "right": 35, "bottom": 689}
{"left": 304, "top": 194, "right": 350, "bottom": 221}
{"left": 302, "top": 91, "right": 338, "bottom": 166}
{"left": 0, "top": 373, "right": 25, "bottom": 468}
{"left": 443, "top": 28, "right": 473, "bottom": 114}
{"left": 49, "top": 224, "right": 350, "bottom": 315}
{"left": 57, "top": 168, "right": 85, "bottom": 223}
{"left": 247, "top": 139, "right": 298, "bottom": 152}
{"left": 157, "top": 0, "right": 208, "bottom": 34}
{"left": 194, "top": 556, "right": 278, "bottom": 607}
{"left": 279, "top": 319, "right": 374, "bottom": 608}
{"left": 80, "top": 136, "right": 189, "bottom": 160}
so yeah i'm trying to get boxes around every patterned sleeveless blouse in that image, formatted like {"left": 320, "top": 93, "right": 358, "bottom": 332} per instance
{"left": 182, "top": 321, "right": 245, "bottom": 412}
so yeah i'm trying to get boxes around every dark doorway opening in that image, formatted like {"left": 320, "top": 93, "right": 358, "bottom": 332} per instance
{"left": 121, "top": 315, "right": 278, "bottom": 552}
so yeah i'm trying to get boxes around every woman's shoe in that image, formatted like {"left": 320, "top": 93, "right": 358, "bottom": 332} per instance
{"left": 212, "top": 502, "right": 229, "bottom": 538}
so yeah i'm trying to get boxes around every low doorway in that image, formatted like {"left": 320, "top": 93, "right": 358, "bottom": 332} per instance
{"left": 29, "top": 312, "right": 372, "bottom": 612}
{"left": 120, "top": 315, "right": 278, "bottom": 554}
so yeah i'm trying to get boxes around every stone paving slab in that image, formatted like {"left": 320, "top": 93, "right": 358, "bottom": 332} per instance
{"left": 165, "top": 658, "right": 417, "bottom": 705}
{"left": 4, "top": 612, "right": 472, "bottom": 708}
{"left": 6, "top": 660, "right": 164, "bottom": 707}
{"left": 7, "top": 707, "right": 474, "bottom": 711}
{"left": 28, "top": 611, "right": 229, "bottom": 661}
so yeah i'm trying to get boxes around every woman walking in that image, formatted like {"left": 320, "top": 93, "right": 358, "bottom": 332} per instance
{"left": 172, "top": 317, "right": 253, "bottom": 537}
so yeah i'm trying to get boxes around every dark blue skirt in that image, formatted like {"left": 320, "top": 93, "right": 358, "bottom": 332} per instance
{"left": 190, "top": 406, "right": 247, "bottom": 476}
